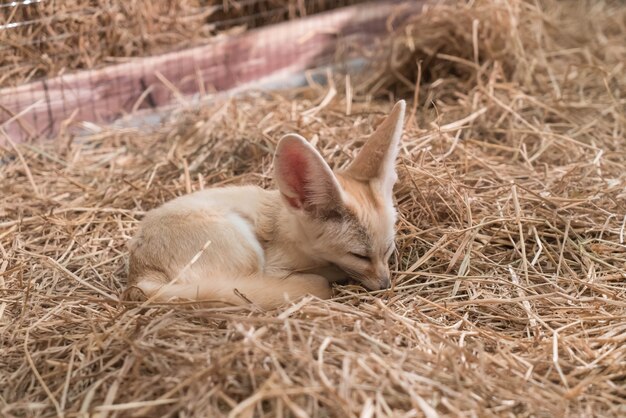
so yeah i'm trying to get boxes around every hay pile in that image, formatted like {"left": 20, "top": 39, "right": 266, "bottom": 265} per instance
{"left": 0, "top": 0, "right": 364, "bottom": 87}
{"left": 1, "top": 0, "right": 626, "bottom": 416}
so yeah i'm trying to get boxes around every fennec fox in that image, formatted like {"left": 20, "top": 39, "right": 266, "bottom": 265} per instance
{"left": 127, "top": 100, "right": 405, "bottom": 309}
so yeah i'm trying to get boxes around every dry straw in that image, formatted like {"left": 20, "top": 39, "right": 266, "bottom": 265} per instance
{"left": 1, "top": 0, "right": 626, "bottom": 416}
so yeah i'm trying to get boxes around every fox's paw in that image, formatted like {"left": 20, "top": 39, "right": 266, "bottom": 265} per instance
{"left": 121, "top": 285, "right": 147, "bottom": 302}
{"left": 299, "top": 274, "right": 333, "bottom": 301}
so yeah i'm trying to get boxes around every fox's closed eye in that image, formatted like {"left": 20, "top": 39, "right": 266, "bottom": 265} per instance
{"left": 349, "top": 252, "right": 371, "bottom": 262}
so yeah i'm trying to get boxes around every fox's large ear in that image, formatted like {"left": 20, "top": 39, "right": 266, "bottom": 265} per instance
{"left": 344, "top": 100, "right": 405, "bottom": 198}
{"left": 274, "top": 134, "right": 344, "bottom": 216}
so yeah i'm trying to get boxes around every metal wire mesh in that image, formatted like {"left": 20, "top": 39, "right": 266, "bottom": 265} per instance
{"left": 0, "top": 0, "right": 410, "bottom": 143}
{"left": 0, "top": 0, "right": 368, "bottom": 84}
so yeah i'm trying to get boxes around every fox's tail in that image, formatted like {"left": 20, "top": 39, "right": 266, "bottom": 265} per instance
{"left": 133, "top": 273, "right": 331, "bottom": 309}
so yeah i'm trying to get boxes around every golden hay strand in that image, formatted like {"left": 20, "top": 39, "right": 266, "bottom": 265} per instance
{"left": 1, "top": 0, "right": 626, "bottom": 416}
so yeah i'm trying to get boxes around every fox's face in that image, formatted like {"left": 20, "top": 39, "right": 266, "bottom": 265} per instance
{"left": 274, "top": 101, "right": 405, "bottom": 290}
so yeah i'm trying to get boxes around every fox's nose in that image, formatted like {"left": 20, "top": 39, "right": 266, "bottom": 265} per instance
{"left": 379, "top": 275, "right": 391, "bottom": 289}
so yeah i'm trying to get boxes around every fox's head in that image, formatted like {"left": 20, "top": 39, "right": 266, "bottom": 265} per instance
{"left": 274, "top": 100, "right": 405, "bottom": 291}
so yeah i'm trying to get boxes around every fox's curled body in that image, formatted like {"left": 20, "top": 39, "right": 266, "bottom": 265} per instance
{"left": 127, "top": 101, "right": 406, "bottom": 309}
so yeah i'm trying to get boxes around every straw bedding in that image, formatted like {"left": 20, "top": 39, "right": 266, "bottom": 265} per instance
{"left": 1, "top": 0, "right": 625, "bottom": 417}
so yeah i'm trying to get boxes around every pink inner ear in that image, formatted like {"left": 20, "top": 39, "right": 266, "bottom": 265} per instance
{"left": 281, "top": 146, "right": 310, "bottom": 207}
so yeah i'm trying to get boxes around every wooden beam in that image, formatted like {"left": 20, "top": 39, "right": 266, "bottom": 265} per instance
{"left": 0, "top": 1, "right": 420, "bottom": 143}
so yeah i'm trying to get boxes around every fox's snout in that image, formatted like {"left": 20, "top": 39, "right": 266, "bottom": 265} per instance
{"left": 358, "top": 269, "right": 391, "bottom": 291}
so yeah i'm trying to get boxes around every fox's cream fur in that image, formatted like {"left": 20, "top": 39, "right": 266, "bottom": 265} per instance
{"left": 127, "top": 100, "right": 405, "bottom": 309}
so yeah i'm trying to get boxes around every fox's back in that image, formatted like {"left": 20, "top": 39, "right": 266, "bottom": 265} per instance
{"left": 128, "top": 185, "right": 273, "bottom": 286}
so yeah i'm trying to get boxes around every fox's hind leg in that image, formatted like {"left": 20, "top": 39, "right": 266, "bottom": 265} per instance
{"left": 129, "top": 272, "right": 332, "bottom": 309}
{"left": 242, "top": 273, "right": 332, "bottom": 308}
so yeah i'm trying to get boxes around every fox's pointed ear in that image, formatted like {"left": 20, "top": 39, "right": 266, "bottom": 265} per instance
{"left": 274, "top": 134, "right": 344, "bottom": 216}
{"left": 344, "top": 100, "right": 405, "bottom": 197}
